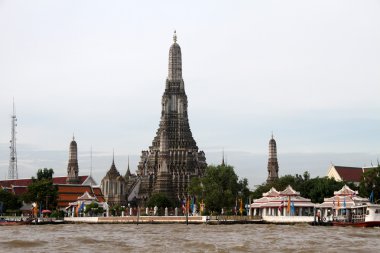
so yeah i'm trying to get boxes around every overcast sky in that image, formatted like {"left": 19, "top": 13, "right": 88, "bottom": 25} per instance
{"left": 0, "top": 1, "right": 379, "bottom": 188}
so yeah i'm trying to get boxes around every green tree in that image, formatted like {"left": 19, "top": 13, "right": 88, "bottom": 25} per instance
{"left": 36, "top": 168, "right": 54, "bottom": 180}
{"left": 359, "top": 165, "right": 380, "bottom": 202}
{"left": 146, "top": 193, "right": 174, "bottom": 208}
{"left": 189, "top": 164, "right": 250, "bottom": 213}
{"left": 23, "top": 168, "right": 58, "bottom": 211}
{"left": 0, "top": 188, "right": 22, "bottom": 214}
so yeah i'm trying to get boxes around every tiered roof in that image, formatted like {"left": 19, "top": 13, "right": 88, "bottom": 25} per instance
{"left": 317, "top": 184, "right": 368, "bottom": 208}
{"left": 251, "top": 185, "right": 314, "bottom": 208}
{"left": 57, "top": 184, "right": 104, "bottom": 208}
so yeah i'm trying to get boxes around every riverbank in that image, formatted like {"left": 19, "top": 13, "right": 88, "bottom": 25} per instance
{"left": 64, "top": 216, "right": 264, "bottom": 225}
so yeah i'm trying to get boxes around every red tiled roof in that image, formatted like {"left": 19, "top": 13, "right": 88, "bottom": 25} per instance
{"left": 0, "top": 175, "right": 89, "bottom": 188}
{"left": 0, "top": 178, "right": 32, "bottom": 188}
{"left": 56, "top": 185, "right": 105, "bottom": 208}
{"left": 12, "top": 186, "right": 28, "bottom": 196}
{"left": 334, "top": 166, "right": 363, "bottom": 182}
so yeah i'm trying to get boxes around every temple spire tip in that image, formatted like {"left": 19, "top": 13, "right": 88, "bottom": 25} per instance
{"left": 173, "top": 30, "right": 177, "bottom": 43}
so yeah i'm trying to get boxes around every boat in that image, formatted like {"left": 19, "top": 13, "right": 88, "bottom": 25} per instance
{"left": 0, "top": 217, "right": 35, "bottom": 226}
{"left": 331, "top": 203, "right": 380, "bottom": 227}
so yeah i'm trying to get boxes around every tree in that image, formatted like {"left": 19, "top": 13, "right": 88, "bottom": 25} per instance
{"left": 0, "top": 188, "right": 22, "bottom": 214}
{"left": 36, "top": 168, "right": 54, "bottom": 180}
{"left": 359, "top": 165, "right": 380, "bottom": 202}
{"left": 23, "top": 168, "right": 58, "bottom": 211}
{"left": 189, "top": 164, "right": 250, "bottom": 213}
{"left": 146, "top": 193, "right": 174, "bottom": 208}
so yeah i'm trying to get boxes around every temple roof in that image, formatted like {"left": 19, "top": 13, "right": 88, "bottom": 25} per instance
{"left": 331, "top": 166, "right": 363, "bottom": 182}
{"left": 279, "top": 185, "right": 300, "bottom": 196}
{"left": 333, "top": 184, "right": 358, "bottom": 196}
{"left": 78, "top": 191, "right": 96, "bottom": 201}
{"left": 57, "top": 184, "right": 104, "bottom": 208}
{"left": 263, "top": 187, "right": 280, "bottom": 197}
{"left": 104, "top": 160, "right": 121, "bottom": 179}
{"left": 0, "top": 175, "right": 90, "bottom": 188}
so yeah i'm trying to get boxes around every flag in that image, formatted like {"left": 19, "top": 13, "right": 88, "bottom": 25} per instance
{"left": 343, "top": 197, "right": 346, "bottom": 208}
{"left": 239, "top": 198, "right": 243, "bottom": 215}
{"left": 370, "top": 191, "right": 374, "bottom": 203}
{"left": 235, "top": 198, "right": 238, "bottom": 215}
{"left": 181, "top": 198, "right": 186, "bottom": 213}
{"left": 78, "top": 201, "right": 85, "bottom": 213}
{"left": 291, "top": 201, "right": 295, "bottom": 216}
{"left": 278, "top": 198, "right": 283, "bottom": 213}
{"left": 190, "top": 197, "right": 194, "bottom": 213}
{"left": 337, "top": 197, "right": 340, "bottom": 209}
{"left": 286, "top": 196, "right": 291, "bottom": 214}
{"left": 186, "top": 197, "right": 190, "bottom": 215}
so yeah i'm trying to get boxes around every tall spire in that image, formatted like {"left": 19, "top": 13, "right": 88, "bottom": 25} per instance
{"left": 90, "top": 146, "right": 93, "bottom": 178}
{"left": 127, "top": 155, "right": 130, "bottom": 171}
{"left": 67, "top": 136, "right": 80, "bottom": 184}
{"left": 221, "top": 149, "right": 225, "bottom": 166}
{"left": 168, "top": 31, "right": 182, "bottom": 81}
{"left": 267, "top": 133, "right": 279, "bottom": 184}
{"left": 136, "top": 32, "right": 207, "bottom": 202}
{"left": 173, "top": 30, "right": 177, "bottom": 43}
{"left": 8, "top": 99, "right": 18, "bottom": 179}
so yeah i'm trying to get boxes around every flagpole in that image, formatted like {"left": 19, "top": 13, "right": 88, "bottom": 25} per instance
{"left": 186, "top": 196, "right": 189, "bottom": 225}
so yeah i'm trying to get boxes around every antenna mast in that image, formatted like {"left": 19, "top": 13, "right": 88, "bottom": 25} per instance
{"left": 8, "top": 100, "right": 18, "bottom": 179}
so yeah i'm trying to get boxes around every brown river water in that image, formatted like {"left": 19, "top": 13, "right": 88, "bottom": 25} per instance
{"left": 1, "top": 223, "right": 380, "bottom": 253}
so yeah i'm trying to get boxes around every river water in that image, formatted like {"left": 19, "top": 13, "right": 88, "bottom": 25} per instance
{"left": 1, "top": 223, "right": 380, "bottom": 252}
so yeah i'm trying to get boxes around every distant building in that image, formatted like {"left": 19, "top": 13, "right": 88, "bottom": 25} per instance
{"left": 267, "top": 134, "right": 279, "bottom": 183}
{"left": 101, "top": 156, "right": 126, "bottom": 206}
{"left": 327, "top": 165, "right": 369, "bottom": 186}
{"left": 0, "top": 137, "right": 99, "bottom": 211}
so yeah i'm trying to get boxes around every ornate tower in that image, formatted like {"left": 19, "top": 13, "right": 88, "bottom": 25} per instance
{"left": 8, "top": 100, "right": 18, "bottom": 179}
{"left": 267, "top": 134, "right": 279, "bottom": 183}
{"left": 101, "top": 153, "right": 126, "bottom": 206}
{"left": 136, "top": 31, "right": 207, "bottom": 202}
{"left": 66, "top": 136, "right": 80, "bottom": 184}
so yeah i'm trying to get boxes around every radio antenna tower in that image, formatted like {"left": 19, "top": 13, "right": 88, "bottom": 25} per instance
{"left": 8, "top": 99, "right": 18, "bottom": 179}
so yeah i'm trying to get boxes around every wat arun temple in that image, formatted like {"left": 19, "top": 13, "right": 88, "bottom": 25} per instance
{"left": 126, "top": 32, "right": 207, "bottom": 204}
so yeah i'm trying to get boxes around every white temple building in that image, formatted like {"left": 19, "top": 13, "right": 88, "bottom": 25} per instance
{"left": 250, "top": 185, "right": 315, "bottom": 223}
{"left": 316, "top": 185, "right": 368, "bottom": 219}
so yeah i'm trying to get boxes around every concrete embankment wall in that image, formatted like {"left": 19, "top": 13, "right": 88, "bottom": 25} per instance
{"left": 263, "top": 216, "right": 314, "bottom": 224}
{"left": 65, "top": 216, "right": 206, "bottom": 224}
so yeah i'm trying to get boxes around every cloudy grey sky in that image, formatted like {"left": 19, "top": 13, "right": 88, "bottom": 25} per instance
{"left": 0, "top": 1, "right": 379, "bottom": 187}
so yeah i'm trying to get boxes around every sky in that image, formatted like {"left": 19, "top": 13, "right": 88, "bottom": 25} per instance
{"left": 0, "top": 0, "right": 379, "bottom": 188}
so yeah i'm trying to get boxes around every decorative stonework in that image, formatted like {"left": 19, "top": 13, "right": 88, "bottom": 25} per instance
{"left": 66, "top": 137, "right": 80, "bottom": 184}
{"left": 136, "top": 32, "right": 207, "bottom": 202}
{"left": 267, "top": 134, "right": 279, "bottom": 183}
{"left": 101, "top": 156, "right": 126, "bottom": 206}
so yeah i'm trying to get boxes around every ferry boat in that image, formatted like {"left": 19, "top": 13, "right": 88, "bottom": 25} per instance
{"left": 331, "top": 203, "right": 380, "bottom": 227}
{"left": 0, "top": 217, "right": 34, "bottom": 226}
